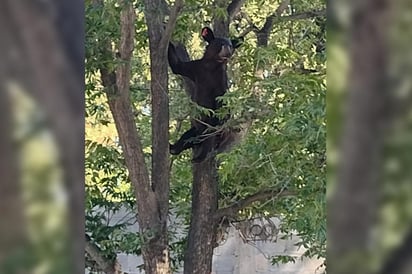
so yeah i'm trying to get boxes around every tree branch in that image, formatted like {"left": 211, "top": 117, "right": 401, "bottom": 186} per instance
{"left": 252, "top": 4, "right": 326, "bottom": 46}
{"left": 117, "top": 0, "right": 135, "bottom": 90}
{"left": 100, "top": 0, "right": 159, "bottom": 231}
{"left": 276, "top": 0, "right": 290, "bottom": 16}
{"left": 227, "top": 0, "right": 246, "bottom": 20}
{"left": 280, "top": 9, "right": 326, "bottom": 21}
{"left": 159, "top": 0, "right": 183, "bottom": 51}
{"left": 214, "top": 189, "right": 295, "bottom": 220}
{"left": 85, "top": 234, "right": 118, "bottom": 274}
{"left": 260, "top": 0, "right": 290, "bottom": 35}
{"left": 238, "top": 12, "right": 259, "bottom": 37}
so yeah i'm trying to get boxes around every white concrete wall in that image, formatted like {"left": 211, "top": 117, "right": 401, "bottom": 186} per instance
{"left": 212, "top": 227, "right": 324, "bottom": 274}
{"left": 87, "top": 207, "right": 325, "bottom": 274}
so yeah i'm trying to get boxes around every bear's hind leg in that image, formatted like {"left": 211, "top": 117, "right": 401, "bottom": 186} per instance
{"left": 170, "top": 126, "right": 199, "bottom": 155}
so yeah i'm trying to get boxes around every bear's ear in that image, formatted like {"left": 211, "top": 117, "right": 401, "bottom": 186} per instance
{"left": 231, "top": 37, "right": 244, "bottom": 49}
{"left": 201, "top": 27, "right": 215, "bottom": 43}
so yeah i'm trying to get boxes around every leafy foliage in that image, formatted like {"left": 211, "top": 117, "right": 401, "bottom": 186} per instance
{"left": 85, "top": 0, "right": 325, "bottom": 270}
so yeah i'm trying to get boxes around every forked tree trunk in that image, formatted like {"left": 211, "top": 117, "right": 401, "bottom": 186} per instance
{"left": 97, "top": 0, "right": 171, "bottom": 272}
{"left": 97, "top": 0, "right": 183, "bottom": 272}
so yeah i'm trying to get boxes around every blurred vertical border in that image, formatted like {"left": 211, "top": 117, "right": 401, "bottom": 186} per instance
{"left": 327, "top": 0, "right": 412, "bottom": 273}
{"left": 0, "top": 1, "right": 84, "bottom": 273}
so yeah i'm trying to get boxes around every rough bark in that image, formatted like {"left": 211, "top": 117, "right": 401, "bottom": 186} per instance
{"left": 184, "top": 158, "right": 219, "bottom": 274}
{"left": 142, "top": 0, "right": 182, "bottom": 273}
{"left": 328, "top": 0, "right": 390, "bottom": 273}
{"left": 105, "top": 81, "right": 165, "bottom": 272}
{"left": 145, "top": 0, "right": 170, "bottom": 251}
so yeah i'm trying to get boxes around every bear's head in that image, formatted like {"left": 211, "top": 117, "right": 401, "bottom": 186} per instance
{"left": 201, "top": 27, "right": 242, "bottom": 62}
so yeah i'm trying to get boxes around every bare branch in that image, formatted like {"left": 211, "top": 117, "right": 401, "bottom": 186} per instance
{"left": 237, "top": 2, "right": 325, "bottom": 46}
{"left": 117, "top": 1, "right": 135, "bottom": 91}
{"left": 280, "top": 9, "right": 326, "bottom": 21}
{"left": 239, "top": 25, "right": 258, "bottom": 37}
{"left": 228, "top": 0, "right": 246, "bottom": 19}
{"left": 260, "top": 0, "right": 290, "bottom": 35}
{"left": 214, "top": 189, "right": 295, "bottom": 220}
{"left": 85, "top": 235, "right": 118, "bottom": 274}
{"left": 255, "top": 7, "right": 326, "bottom": 46}
{"left": 276, "top": 0, "right": 290, "bottom": 16}
{"left": 99, "top": 0, "right": 159, "bottom": 231}
{"left": 160, "top": 0, "right": 184, "bottom": 51}
{"left": 238, "top": 12, "right": 259, "bottom": 37}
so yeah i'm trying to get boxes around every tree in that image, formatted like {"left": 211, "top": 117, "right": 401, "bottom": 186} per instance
{"left": 85, "top": 0, "right": 326, "bottom": 273}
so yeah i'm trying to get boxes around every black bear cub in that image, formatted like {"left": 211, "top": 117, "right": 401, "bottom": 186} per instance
{"left": 168, "top": 27, "right": 241, "bottom": 163}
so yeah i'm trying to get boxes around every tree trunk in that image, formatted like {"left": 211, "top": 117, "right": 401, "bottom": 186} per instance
{"left": 183, "top": 6, "right": 231, "bottom": 273}
{"left": 328, "top": 1, "right": 390, "bottom": 273}
{"left": 184, "top": 157, "right": 219, "bottom": 274}
{"left": 143, "top": 0, "right": 173, "bottom": 272}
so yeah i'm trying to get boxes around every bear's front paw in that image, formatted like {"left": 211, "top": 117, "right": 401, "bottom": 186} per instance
{"left": 170, "top": 143, "right": 181, "bottom": 155}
